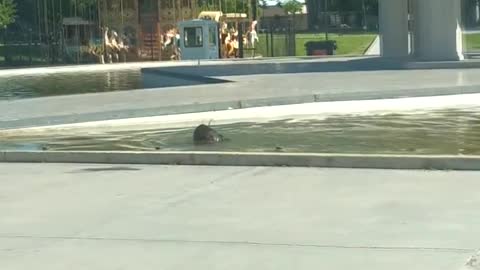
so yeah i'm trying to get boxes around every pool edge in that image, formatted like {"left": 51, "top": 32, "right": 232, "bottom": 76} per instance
{"left": 2, "top": 151, "right": 479, "bottom": 171}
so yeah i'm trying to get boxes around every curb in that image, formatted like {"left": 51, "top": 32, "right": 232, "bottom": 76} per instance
{"left": 1, "top": 151, "right": 480, "bottom": 170}
{"left": 363, "top": 35, "right": 380, "bottom": 56}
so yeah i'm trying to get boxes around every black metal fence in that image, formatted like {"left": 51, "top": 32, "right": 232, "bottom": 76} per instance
{"left": 253, "top": 11, "right": 378, "bottom": 58}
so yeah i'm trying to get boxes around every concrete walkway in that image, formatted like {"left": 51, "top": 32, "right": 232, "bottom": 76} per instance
{"left": 0, "top": 163, "right": 479, "bottom": 270}
{"left": 2, "top": 65, "right": 480, "bottom": 130}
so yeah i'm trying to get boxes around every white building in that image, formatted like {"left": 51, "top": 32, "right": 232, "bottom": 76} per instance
{"left": 379, "top": 0, "right": 464, "bottom": 61}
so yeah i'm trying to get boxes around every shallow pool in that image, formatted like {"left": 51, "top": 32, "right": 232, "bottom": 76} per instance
{"left": 0, "top": 69, "right": 143, "bottom": 100}
{"left": 2, "top": 107, "right": 480, "bottom": 155}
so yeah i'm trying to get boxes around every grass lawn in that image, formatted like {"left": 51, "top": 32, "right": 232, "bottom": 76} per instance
{"left": 256, "top": 33, "right": 377, "bottom": 57}
{"left": 464, "top": 33, "right": 480, "bottom": 51}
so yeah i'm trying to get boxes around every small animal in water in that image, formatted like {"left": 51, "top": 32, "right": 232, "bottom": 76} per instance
{"left": 193, "top": 124, "right": 225, "bottom": 145}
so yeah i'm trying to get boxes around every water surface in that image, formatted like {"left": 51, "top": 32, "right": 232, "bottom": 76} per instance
{"left": 2, "top": 107, "right": 480, "bottom": 155}
{"left": 0, "top": 69, "right": 143, "bottom": 100}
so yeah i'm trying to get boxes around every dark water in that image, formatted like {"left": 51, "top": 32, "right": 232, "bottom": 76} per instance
{"left": 0, "top": 69, "right": 143, "bottom": 100}
{"left": 2, "top": 107, "right": 480, "bottom": 155}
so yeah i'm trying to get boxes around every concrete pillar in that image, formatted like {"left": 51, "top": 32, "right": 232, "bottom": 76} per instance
{"left": 379, "top": 0, "right": 409, "bottom": 58}
{"left": 413, "top": 0, "right": 464, "bottom": 61}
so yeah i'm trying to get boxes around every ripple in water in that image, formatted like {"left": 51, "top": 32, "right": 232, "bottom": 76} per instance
{"left": 2, "top": 107, "right": 480, "bottom": 155}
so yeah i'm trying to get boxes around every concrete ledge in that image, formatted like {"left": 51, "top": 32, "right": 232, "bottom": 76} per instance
{"left": 142, "top": 58, "right": 480, "bottom": 81}
{"left": 2, "top": 151, "right": 480, "bottom": 170}
{"left": 4, "top": 85, "right": 480, "bottom": 131}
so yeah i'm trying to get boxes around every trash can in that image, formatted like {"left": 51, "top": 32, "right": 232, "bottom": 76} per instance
{"left": 305, "top": 40, "right": 337, "bottom": 56}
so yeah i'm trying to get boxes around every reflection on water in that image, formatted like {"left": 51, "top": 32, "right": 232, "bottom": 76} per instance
{"left": 0, "top": 69, "right": 143, "bottom": 100}
{"left": 2, "top": 107, "right": 480, "bottom": 155}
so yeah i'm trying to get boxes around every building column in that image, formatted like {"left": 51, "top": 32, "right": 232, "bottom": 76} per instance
{"left": 379, "top": 0, "right": 409, "bottom": 58}
{"left": 413, "top": 0, "right": 464, "bottom": 61}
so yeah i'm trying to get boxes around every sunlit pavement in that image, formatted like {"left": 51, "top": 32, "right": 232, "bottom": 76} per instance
{"left": 0, "top": 163, "right": 479, "bottom": 270}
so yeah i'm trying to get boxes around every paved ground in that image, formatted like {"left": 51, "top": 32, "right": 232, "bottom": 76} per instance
{"left": 0, "top": 163, "right": 479, "bottom": 270}
{"left": 2, "top": 62, "right": 480, "bottom": 129}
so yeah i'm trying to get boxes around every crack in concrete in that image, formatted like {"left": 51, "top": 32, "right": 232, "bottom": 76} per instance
{"left": 0, "top": 234, "right": 474, "bottom": 253}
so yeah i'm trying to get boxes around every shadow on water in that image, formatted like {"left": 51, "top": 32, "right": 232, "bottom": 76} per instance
{"left": 2, "top": 107, "right": 480, "bottom": 155}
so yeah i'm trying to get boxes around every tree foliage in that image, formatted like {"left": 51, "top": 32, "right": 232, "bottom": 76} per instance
{"left": 282, "top": 0, "right": 302, "bottom": 15}
{"left": 0, "top": 0, "right": 16, "bottom": 28}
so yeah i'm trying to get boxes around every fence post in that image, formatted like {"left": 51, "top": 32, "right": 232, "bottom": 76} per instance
{"left": 150, "top": 23, "right": 154, "bottom": 61}
{"left": 265, "top": 28, "right": 269, "bottom": 57}
{"left": 269, "top": 23, "right": 274, "bottom": 57}
{"left": 4, "top": 29, "right": 12, "bottom": 65}
{"left": 28, "top": 29, "right": 33, "bottom": 65}
{"left": 0, "top": 29, "right": 4, "bottom": 65}
{"left": 323, "top": 0, "right": 330, "bottom": 41}
{"left": 239, "top": 23, "right": 244, "bottom": 58}
{"left": 287, "top": 18, "right": 296, "bottom": 56}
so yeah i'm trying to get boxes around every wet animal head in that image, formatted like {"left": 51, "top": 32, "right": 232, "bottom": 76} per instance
{"left": 193, "top": 124, "right": 225, "bottom": 145}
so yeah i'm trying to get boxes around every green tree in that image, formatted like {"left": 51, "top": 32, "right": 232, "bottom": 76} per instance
{"left": 282, "top": 0, "right": 302, "bottom": 15}
{"left": 0, "top": 0, "right": 16, "bottom": 28}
